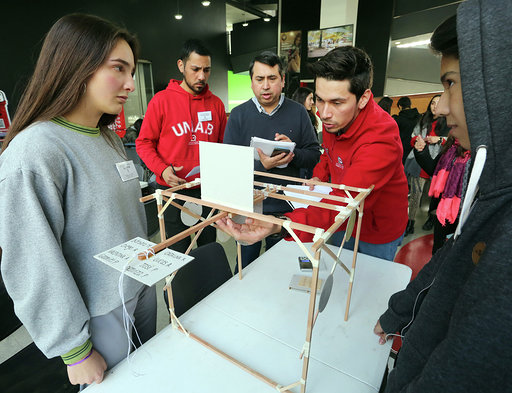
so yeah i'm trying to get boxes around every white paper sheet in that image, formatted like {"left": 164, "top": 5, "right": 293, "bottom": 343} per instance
{"left": 283, "top": 185, "right": 333, "bottom": 209}
{"left": 94, "top": 237, "right": 194, "bottom": 286}
{"left": 250, "top": 136, "right": 296, "bottom": 168}
{"left": 199, "top": 142, "right": 254, "bottom": 212}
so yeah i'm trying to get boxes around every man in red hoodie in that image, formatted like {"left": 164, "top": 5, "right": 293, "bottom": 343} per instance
{"left": 218, "top": 46, "right": 408, "bottom": 261}
{"left": 136, "top": 39, "right": 226, "bottom": 252}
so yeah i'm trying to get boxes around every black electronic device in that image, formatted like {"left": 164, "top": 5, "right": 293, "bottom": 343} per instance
{"left": 271, "top": 148, "right": 291, "bottom": 157}
{"left": 298, "top": 256, "right": 313, "bottom": 271}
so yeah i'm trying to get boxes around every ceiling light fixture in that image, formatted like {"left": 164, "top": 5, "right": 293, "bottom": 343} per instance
{"left": 263, "top": 17, "right": 271, "bottom": 22}
{"left": 174, "top": 0, "right": 183, "bottom": 20}
{"left": 242, "top": 2, "right": 248, "bottom": 27}
{"left": 201, "top": 1, "right": 211, "bottom": 6}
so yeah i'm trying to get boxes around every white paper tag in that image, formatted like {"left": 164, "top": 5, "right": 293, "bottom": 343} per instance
{"left": 116, "top": 160, "right": 139, "bottom": 182}
{"left": 94, "top": 237, "right": 195, "bottom": 287}
{"left": 198, "top": 111, "right": 212, "bottom": 122}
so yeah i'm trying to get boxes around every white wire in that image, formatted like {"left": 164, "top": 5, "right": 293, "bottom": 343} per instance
{"left": 117, "top": 249, "right": 155, "bottom": 375}
{"left": 385, "top": 278, "right": 436, "bottom": 341}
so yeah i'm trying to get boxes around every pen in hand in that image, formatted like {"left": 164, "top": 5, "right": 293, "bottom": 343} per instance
{"left": 163, "top": 163, "right": 185, "bottom": 186}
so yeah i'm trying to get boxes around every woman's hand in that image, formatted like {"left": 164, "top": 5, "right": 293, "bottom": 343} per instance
{"left": 425, "top": 135, "right": 441, "bottom": 145}
{"left": 67, "top": 349, "right": 107, "bottom": 386}
{"left": 414, "top": 136, "right": 426, "bottom": 152}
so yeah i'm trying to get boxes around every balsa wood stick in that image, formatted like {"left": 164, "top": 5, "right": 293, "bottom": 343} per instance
{"left": 254, "top": 170, "right": 372, "bottom": 193}
{"left": 139, "top": 181, "right": 196, "bottom": 203}
{"left": 300, "top": 248, "right": 322, "bottom": 393}
{"left": 311, "top": 186, "right": 372, "bottom": 254}
{"left": 237, "top": 241, "right": 243, "bottom": 280}
{"left": 156, "top": 191, "right": 167, "bottom": 242}
{"left": 137, "top": 212, "right": 227, "bottom": 260}
{"left": 344, "top": 200, "right": 365, "bottom": 321}
{"left": 166, "top": 276, "right": 176, "bottom": 325}
{"left": 167, "top": 193, "right": 319, "bottom": 235}
{"left": 176, "top": 327, "right": 294, "bottom": 393}
{"left": 256, "top": 189, "right": 345, "bottom": 212}
{"left": 308, "top": 231, "right": 353, "bottom": 334}
{"left": 320, "top": 244, "right": 350, "bottom": 275}
{"left": 253, "top": 180, "right": 354, "bottom": 204}
{"left": 185, "top": 209, "right": 216, "bottom": 255}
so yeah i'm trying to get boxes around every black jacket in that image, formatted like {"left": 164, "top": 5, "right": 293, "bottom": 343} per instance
{"left": 380, "top": 1, "right": 512, "bottom": 391}
{"left": 393, "top": 108, "right": 420, "bottom": 164}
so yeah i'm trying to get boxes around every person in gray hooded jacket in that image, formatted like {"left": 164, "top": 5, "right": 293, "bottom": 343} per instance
{"left": 373, "top": 1, "right": 512, "bottom": 392}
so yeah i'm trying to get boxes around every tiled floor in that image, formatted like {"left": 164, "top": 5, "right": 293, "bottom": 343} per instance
{"left": 0, "top": 195, "right": 434, "bottom": 366}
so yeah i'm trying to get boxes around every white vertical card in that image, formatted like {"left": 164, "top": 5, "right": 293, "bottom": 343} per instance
{"left": 199, "top": 142, "right": 254, "bottom": 212}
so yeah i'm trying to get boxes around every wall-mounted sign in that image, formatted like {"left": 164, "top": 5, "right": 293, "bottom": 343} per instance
{"left": 307, "top": 25, "right": 354, "bottom": 59}
{"left": 280, "top": 30, "right": 302, "bottom": 74}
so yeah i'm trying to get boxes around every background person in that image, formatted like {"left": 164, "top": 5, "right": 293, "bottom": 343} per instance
{"left": 393, "top": 96, "right": 420, "bottom": 164}
{"left": 377, "top": 96, "right": 393, "bottom": 115}
{"left": 403, "top": 95, "right": 449, "bottom": 236}
{"left": 0, "top": 14, "right": 156, "bottom": 386}
{"left": 291, "top": 86, "right": 320, "bottom": 178}
{"left": 291, "top": 86, "right": 319, "bottom": 131}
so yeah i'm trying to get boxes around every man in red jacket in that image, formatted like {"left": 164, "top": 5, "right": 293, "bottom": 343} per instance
{"left": 136, "top": 39, "right": 226, "bottom": 252}
{"left": 218, "top": 46, "right": 408, "bottom": 261}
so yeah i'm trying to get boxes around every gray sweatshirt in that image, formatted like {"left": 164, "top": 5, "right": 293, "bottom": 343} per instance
{"left": 379, "top": 1, "right": 512, "bottom": 392}
{"left": 0, "top": 119, "right": 146, "bottom": 359}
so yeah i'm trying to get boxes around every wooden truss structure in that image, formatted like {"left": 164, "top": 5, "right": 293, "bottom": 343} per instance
{"left": 138, "top": 171, "right": 373, "bottom": 393}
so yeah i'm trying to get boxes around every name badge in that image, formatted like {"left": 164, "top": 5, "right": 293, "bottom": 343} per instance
{"left": 198, "top": 111, "right": 212, "bottom": 122}
{"left": 116, "top": 160, "right": 139, "bottom": 182}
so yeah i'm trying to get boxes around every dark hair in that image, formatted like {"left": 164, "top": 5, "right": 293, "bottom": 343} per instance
{"left": 419, "top": 94, "right": 442, "bottom": 131}
{"left": 441, "top": 134, "right": 468, "bottom": 157}
{"left": 430, "top": 15, "right": 459, "bottom": 59}
{"left": 3, "top": 13, "right": 138, "bottom": 152}
{"left": 308, "top": 46, "right": 373, "bottom": 101}
{"left": 249, "top": 51, "right": 284, "bottom": 78}
{"left": 378, "top": 97, "right": 393, "bottom": 114}
{"left": 397, "top": 96, "right": 411, "bottom": 110}
{"left": 291, "top": 87, "right": 313, "bottom": 106}
{"left": 291, "top": 86, "right": 318, "bottom": 129}
{"left": 179, "top": 39, "right": 211, "bottom": 63}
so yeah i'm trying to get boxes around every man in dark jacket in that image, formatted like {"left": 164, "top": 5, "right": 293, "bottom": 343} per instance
{"left": 374, "top": 1, "right": 512, "bottom": 391}
{"left": 393, "top": 96, "right": 420, "bottom": 164}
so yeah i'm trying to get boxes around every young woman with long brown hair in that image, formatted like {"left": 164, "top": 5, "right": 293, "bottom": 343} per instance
{"left": 0, "top": 14, "right": 156, "bottom": 387}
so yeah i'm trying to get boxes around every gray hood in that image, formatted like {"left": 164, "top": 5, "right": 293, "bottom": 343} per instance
{"left": 457, "top": 0, "right": 512, "bottom": 196}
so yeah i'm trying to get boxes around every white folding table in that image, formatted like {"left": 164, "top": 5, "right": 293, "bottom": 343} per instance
{"left": 85, "top": 240, "right": 411, "bottom": 392}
